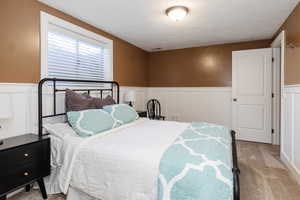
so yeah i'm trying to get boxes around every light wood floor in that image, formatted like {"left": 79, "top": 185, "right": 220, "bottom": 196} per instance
{"left": 8, "top": 141, "right": 300, "bottom": 200}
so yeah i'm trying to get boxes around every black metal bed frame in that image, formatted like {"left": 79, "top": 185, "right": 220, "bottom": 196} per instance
{"left": 231, "top": 130, "right": 240, "bottom": 200}
{"left": 37, "top": 77, "right": 240, "bottom": 200}
{"left": 38, "top": 78, "right": 119, "bottom": 138}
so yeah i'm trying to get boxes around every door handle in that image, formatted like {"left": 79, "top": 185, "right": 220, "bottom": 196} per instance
{"left": 233, "top": 98, "right": 238, "bottom": 102}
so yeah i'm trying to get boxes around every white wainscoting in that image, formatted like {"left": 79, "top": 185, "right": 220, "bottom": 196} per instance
{"left": 147, "top": 87, "right": 232, "bottom": 128}
{"left": 281, "top": 85, "right": 300, "bottom": 184}
{"left": 0, "top": 83, "right": 36, "bottom": 139}
{"left": 0, "top": 83, "right": 147, "bottom": 139}
{"left": 0, "top": 84, "right": 233, "bottom": 139}
{"left": 3, "top": 83, "right": 300, "bottom": 183}
{"left": 119, "top": 86, "right": 148, "bottom": 111}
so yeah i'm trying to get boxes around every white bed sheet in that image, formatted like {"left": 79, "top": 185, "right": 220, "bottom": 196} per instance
{"left": 46, "top": 119, "right": 189, "bottom": 200}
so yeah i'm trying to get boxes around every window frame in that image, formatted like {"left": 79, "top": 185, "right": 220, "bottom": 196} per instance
{"left": 40, "top": 11, "right": 113, "bottom": 82}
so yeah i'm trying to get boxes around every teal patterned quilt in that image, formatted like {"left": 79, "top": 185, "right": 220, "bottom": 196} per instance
{"left": 158, "top": 122, "right": 233, "bottom": 200}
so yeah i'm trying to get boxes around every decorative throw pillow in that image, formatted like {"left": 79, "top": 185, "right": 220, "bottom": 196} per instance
{"left": 102, "top": 95, "right": 117, "bottom": 106}
{"left": 67, "top": 109, "right": 114, "bottom": 137}
{"left": 82, "top": 94, "right": 116, "bottom": 109}
{"left": 103, "top": 104, "right": 139, "bottom": 126}
{"left": 65, "top": 89, "right": 96, "bottom": 112}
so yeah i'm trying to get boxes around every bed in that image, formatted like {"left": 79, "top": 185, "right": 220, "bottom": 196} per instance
{"left": 38, "top": 78, "right": 240, "bottom": 200}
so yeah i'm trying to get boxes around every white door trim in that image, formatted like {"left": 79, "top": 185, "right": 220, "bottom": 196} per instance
{"left": 271, "top": 30, "right": 286, "bottom": 145}
{"left": 271, "top": 48, "right": 281, "bottom": 145}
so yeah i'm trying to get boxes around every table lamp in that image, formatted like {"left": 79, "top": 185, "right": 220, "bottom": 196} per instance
{"left": 124, "top": 90, "right": 136, "bottom": 107}
{"left": 0, "top": 94, "right": 13, "bottom": 145}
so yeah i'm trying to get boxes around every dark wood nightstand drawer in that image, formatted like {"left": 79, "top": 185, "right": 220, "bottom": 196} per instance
{"left": 0, "top": 142, "right": 42, "bottom": 170}
{"left": 0, "top": 163, "right": 41, "bottom": 194}
{"left": 0, "top": 143, "right": 43, "bottom": 170}
{"left": 0, "top": 134, "right": 50, "bottom": 199}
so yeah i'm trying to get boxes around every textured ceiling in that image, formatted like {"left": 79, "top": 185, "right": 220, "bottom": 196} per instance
{"left": 39, "top": 0, "right": 299, "bottom": 51}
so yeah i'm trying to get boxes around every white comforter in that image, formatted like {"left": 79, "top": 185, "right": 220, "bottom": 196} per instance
{"left": 48, "top": 119, "right": 189, "bottom": 200}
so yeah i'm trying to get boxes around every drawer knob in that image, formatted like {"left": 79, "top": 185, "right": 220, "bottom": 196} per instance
{"left": 24, "top": 153, "right": 29, "bottom": 157}
{"left": 24, "top": 172, "right": 29, "bottom": 176}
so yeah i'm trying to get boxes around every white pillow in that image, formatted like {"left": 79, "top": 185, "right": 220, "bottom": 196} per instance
{"left": 43, "top": 123, "right": 77, "bottom": 139}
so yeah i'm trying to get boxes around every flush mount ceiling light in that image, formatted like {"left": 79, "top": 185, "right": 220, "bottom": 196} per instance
{"left": 165, "top": 6, "right": 189, "bottom": 21}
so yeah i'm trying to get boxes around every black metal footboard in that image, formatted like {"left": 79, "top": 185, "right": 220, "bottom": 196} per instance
{"left": 231, "top": 130, "right": 240, "bottom": 200}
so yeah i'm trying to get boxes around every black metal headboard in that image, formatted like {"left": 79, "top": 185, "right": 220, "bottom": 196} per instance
{"left": 38, "top": 78, "right": 120, "bottom": 138}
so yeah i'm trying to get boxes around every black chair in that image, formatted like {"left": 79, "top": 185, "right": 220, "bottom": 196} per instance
{"left": 147, "top": 99, "right": 166, "bottom": 120}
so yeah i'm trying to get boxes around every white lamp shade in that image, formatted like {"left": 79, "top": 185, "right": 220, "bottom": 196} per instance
{"left": 124, "top": 90, "right": 136, "bottom": 102}
{"left": 0, "top": 94, "right": 13, "bottom": 119}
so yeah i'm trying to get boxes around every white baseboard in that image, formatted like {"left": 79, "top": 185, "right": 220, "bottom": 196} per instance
{"left": 281, "top": 151, "right": 300, "bottom": 185}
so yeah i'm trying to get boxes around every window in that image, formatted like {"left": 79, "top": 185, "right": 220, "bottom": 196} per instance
{"left": 40, "top": 12, "right": 113, "bottom": 84}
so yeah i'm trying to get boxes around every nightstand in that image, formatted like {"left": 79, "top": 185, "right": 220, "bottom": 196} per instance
{"left": 137, "top": 110, "right": 147, "bottom": 118}
{"left": 0, "top": 134, "right": 50, "bottom": 200}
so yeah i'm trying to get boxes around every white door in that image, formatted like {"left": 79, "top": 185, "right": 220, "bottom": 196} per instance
{"left": 232, "top": 48, "right": 272, "bottom": 143}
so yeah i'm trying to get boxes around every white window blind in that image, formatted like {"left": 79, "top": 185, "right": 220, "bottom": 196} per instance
{"left": 45, "top": 24, "right": 112, "bottom": 84}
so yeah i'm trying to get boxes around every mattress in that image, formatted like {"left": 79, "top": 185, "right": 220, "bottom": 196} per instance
{"left": 45, "top": 119, "right": 189, "bottom": 200}
{"left": 45, "top": 119, "right": 234, "bottom": 200}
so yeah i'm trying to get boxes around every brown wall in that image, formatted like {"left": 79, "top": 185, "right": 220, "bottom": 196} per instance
{"left": 1, "top": 0, "right": 296, "bottom": 87}
{"left": 148, "top": 40, "right": 271, "bottom": 87}
{"left": 276, "top": 3, "right": 300, "bottom": 85}
{"left": 0, "top": 0, "right": 148, "bottom": 86}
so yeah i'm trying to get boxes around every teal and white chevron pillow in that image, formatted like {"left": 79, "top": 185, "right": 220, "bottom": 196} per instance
{"left": 103, "top": 104, "right": 139, "bottom": 126}
{"left": 67, "top": 109, "right": 114, "bottom": 137}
